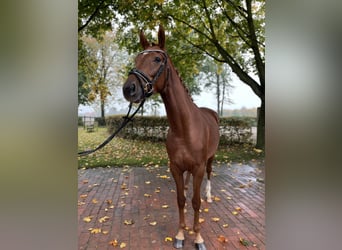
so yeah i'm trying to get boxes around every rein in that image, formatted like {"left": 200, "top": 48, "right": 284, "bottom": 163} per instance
{"left": 77, "top": 100, "right": 145, "bottom": 157}
{"left": 78, "top": 50, "right": 167, "bottom": 157}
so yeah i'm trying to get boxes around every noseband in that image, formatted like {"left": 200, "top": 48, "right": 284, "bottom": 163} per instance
{"left": 128, "top": 49, "right": 168, "bottom": 98}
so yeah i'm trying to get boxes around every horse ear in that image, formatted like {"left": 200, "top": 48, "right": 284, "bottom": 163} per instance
{"left": 139, "top": 30, "right": 149, "bottom": 49}
{"left": 158, "top": 24, "right": 165, "bottom": 49}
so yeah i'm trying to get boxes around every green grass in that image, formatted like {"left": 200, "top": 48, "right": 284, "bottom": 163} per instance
{"left": 78, "top": 127, "right": 264, "bottom": 169}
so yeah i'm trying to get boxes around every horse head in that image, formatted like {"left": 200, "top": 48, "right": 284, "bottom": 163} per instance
{"left": 123, "top": 25, "right": 168, "bottom": 103}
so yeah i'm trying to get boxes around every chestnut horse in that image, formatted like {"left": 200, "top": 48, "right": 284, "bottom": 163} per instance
{"left": 122, "top": 25, "right": 219, "bottom": 250}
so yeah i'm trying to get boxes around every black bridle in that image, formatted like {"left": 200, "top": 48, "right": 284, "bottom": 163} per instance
{"left": 78, "top": 49, "right": 168, "bottom": 157}
{"left": 128, "top": 49, "right": 168, "bottom": 98}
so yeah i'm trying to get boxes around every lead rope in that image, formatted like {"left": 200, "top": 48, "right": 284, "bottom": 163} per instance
{"left": 78, "top": 100, "right": 145, "bottom": 157}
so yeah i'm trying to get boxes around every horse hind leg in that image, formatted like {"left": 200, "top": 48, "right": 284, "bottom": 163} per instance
{"left": 205, "top": 157, "right": 214, "bottom": 203}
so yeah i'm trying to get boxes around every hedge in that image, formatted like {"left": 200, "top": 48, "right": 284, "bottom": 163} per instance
{"left": 106, "top": 115, "right": 256, "bottom": 145}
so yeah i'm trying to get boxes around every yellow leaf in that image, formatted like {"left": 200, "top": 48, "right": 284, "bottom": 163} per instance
{"left": 145, "top": 181, "right": 151, "bottom": 184}
{"left": 109, "top": 239, "right": 118, "bottom": 247}
{"left": 223, "top": 224, "right": 229, "bottom": 228}
{"left": 214, "top": 196, "right": 221, "bottom": 201}
{"left": 83, "top": 216, "right": 93, "bottom": 223}
{"left": 235, "top": 207, "right": 242, "bottom": 211}
{"left": 199, "top": 218, "right": 205, "bottom": 223}
{"left": 89, "top": 228, "right": 101, "bottom": 234}
{"left": 162, "top": 204, "right": 169, "bottom": 208}
{"left": 144, "top": 193, "right": 152, "bottom": 197}
{"left": 92, "top": 198, "right": 98, "bottom": 204}
{"left": 120, "top": 242, "right": 127, "bottom": 248}
{"left": 232, "top": 211, "right": 238, "bottom": 215}
{"left": 211, "top": 217, "right": 220, "bottom": 222}
{"left": 99, "top": 216, "right": 110, "bottom": 223}
{"left": 165, "top": 237, "right": 173, "bottom": 242}
{"left": 106, "top": 199, "right": 113, "bottom": 205}
{"left": 102, "top": 230, "right": 109, "bottom": 235}
{"left": 203, "top": 208, "right": 209, "bottom": 213}
{"left": 124, "top": 219, "right": 134, "bottom": 225}
{"left": 253, "top": 148, "right": 263, "bottom": 153}
{"left": 80, "top": 194, "right": 88, "bottom": 199}
{"left": 149, "top": 221, "right": 157, "bottom": 226}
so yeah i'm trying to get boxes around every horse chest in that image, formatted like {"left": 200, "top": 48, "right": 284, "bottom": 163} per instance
{"left": 166, "top": 135, "right": 205, "bottom": 168}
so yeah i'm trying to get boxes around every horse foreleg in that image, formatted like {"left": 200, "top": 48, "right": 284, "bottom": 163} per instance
{"left": 184, "top": 171, "right": 191, "bottom": 198}
{"left": 192, "top": 168, "right": 205, "bottom": 247}
{"left": 171, "top": 170, "right": 186, "bottom": 248}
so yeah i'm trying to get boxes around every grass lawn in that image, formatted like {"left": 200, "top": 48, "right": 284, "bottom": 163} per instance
{"left": 78, "top": 127, "right": 264, "bottom": 169}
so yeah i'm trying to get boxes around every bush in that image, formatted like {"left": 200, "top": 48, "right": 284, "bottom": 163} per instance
{"left": 106, "top": 115, "right": 256, "bottom": 145}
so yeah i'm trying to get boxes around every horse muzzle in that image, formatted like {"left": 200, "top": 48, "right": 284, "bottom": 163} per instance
{"left": 122, "top": 75, "right": 144, "bottom": 103}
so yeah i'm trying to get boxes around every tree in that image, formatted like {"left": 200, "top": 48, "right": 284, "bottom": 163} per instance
{"left": 78, "top": 0, "right": 265, "bottom": 148}
{"left": 199, "top": 57, "right": 234, "bottom": 116}
{"left": 79, "top": 30, "right": 120, "bottom": 119}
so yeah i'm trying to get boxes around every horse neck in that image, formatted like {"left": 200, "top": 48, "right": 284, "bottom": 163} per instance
{"left": 160, "top": 65, "right": 198, "bottom": 134}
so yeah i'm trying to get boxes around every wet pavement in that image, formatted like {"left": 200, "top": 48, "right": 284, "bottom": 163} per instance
{"left": 78, "top": 160, "right": 265, "bottom": 249}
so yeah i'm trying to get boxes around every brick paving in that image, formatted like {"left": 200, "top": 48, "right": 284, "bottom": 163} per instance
{"left": 78, "top": 161, "right": 265, "bottom": 250}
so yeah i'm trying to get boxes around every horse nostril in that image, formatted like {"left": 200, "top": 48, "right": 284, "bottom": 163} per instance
{"left": 130, "top": 84, "right": 136, "bottom": 93}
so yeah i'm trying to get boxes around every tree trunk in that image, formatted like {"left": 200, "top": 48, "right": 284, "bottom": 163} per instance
{"left": 216, "top": 73, "right": 220, "bottom": 115}
{"left": 100, "top": 99, "right": 105, "bottom": 119}
{"left": 255, "top": 99, "right": 265, "bottom": 149}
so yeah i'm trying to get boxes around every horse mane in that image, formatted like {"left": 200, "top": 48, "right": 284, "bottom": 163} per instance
{"left": 173, "top": 67, "right": 194, "bottom": 102}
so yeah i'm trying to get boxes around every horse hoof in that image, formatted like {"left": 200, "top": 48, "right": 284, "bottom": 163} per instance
{"left": 173, "top": 238, "right": 184, "bottom": 249}
{"left": 195, "top": 242, "right": 207, "bottom": 250}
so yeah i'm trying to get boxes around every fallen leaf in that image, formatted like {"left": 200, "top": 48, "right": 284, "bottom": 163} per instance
{"left": 165, "top": 237, "right": 173, "bottom": 242}
{"left": 99, "top": 216, "right": 110, "bottom": 223}
{"left": 145, "top": 181, "right": 151, "bottom": 184}
{"left": 79, "top": 194, "right": 88, "bottom": 199}
{"left": 253, "top": 148, "right": 263, "bottom": 153}
{"left": 218, "top": 235, "right": 228, "bottom": 243}
{"left": 83, "top": 216, "right": 93, "bottom": 223}
{"left": 203, "top": 208, "right": 209, "bottom": 213}
{"left": 124, "top": 219, "right": 134, "bottom": 225}
{"left": 106, "top": 199, "right": 113, "bottom": 205}
{"left": 199, "top": 218, "right": 205, "bottom": 223}
{"left": 239, "top": 237, "right": 250, "bottom": 246}
{"left": 232, "top": 211, "right": 238, "bottom": 215}
{"left": 89, "top": 228, "right": 101, "bottom": 234}
{"left": 161, "top": 205, "right": 169, "bottom": 209}
{"left": 92, "top": 198, "right": 98, "bottom": 204}
{"left": 121, "top": 183, "right": 127, "bottom": 189}
{"left": 223, "top": 224, "right": 229, "bottom": 228}
{"left": 149, "top": 221, "right": 157, "bottom": 226}
{"left": 109, "top": 239, "right": 118, "bottom": 247}
{"left": 144, "top": 193, "right": 152, "bottom": 197}
{"left": 82, "top": 179, "right": 89, "bottom": 184}
{"left": 214, "top": 196, "right": 221, "bottom": 201}
{"left": 235, "top": 207, "right": 242, "bottom": 211}
{"left": 211, "top": 217, "right": 220, "bottom": 222}
{"left": 102, "top": 230, "right": 109, "bottom": 235}
{"left": 120, "top": 242, "right": 127, "bottom": 248}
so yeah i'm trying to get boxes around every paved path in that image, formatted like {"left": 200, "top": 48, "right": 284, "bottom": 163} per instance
{"left": 78, "top": 161, "right": 265, "bottom": 250}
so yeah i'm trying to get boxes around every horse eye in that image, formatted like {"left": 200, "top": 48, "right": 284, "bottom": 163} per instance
{"left": 154, "top": 56, "right": 161, "bottom": 63}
